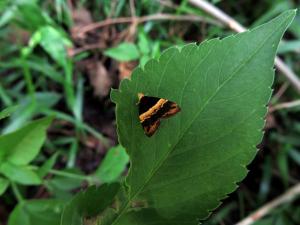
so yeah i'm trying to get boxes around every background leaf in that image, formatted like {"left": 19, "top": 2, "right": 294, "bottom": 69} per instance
{"left": 0, "top": 162, "right": 41, "bottom": 185}
{"left": 110, "top": 11, "right": 296, "bottom": 224}
{"left": 8, "top": 199, "right": 64, "bottom": 225}
{"left": 278, "top": 40, "right": 300, "bottom": 53}
{"left": 37, "top": 152, "right": 59, "bottom": 178}
{"left": 61, "top": 183, "right": 120, "bottom": 225}
{"left": 0, "top": 117, "right": 52, "bottom": 165}
{"left": 93, "top": 145, "right": 129, "bottom": 183}
{"left": 14, "top": 2, "right": 52, "bottom": 31}
{"left": 0, "top": 105, "right": 19, "bottom": 120}
{"left": 2, "top": 92, "right": 60, "bottom": 133}
{"left": 104, "top": 43, "right": 140, "bottom": 62}
{"left": 44, "top": 168, "right": 85, "bottom": 199}
{"left": 0, "top": 176, "right": 9, "bottom": 195}
{"left": 31, "top": 25, "right": 72, "bottom": 68}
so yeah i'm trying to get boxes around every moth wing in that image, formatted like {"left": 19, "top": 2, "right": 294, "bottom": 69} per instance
{"left": 161, "top": 102, "right": 181, "bottom": 119}
{"left": 143, "top": 120, "right": 160, "bottom": 137}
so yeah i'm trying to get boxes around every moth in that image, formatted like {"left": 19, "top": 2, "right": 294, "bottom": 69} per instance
{"left": 137, "top": 93, "right": 181, "bottom": 137}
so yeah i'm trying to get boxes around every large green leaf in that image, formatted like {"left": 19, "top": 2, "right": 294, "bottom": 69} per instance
{"left": 0, "top": 117, "right": 52, "bottom": 165}
{"left": 109, "top": 11, "right": 295, "bottom": 225}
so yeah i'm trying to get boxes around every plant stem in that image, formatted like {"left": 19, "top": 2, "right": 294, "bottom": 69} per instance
{"left": 64, "top": 60, "right": 76, "bottom": 113}
{"left": 42, "top": 109, "right": 110, "bottom": 147}
{"left": 77, "top": 13, "right": 221, "bottom": 35}
{"left": 11, "top": 182, "right": 24, "bottom": 203}
{"left": 49, "top": 169, "right": 95, "bottom": 183}
{"left": 67, "top": 139, "right": 78, "bottom": 168}
{"left": 236, "top": 183, "right": 300, "bottom": 225}
{"left": 187, "top": 0, "right": 300, "bottom": 94}
{"left": 269, "top": 100, "right": 300, "bottom": 112}
{"left": 0, "top": 82, "right": 13, "bottom": 106}
{"left": 21, "top": 56, "right": 36, "bottom": 106}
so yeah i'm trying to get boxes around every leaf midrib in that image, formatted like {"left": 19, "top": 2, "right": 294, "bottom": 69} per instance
{"left": 112, "top": 19, "right": 284, "bottom": 225}
{"left": 3, "top": 125, "right": 43, "bottom": 163}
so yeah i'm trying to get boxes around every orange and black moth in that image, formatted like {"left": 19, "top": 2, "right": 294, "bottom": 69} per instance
{"left": 137, "top": 93, "right": 181, "bottom": 137}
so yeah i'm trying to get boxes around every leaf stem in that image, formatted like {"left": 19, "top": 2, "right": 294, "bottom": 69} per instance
{"left": 42, "top": 109, "right": 110, "bottom": 148}
{"left": 76, "top": 13, "right": 221, "bottom": 35}
{"left": 11, "top": 182, "right": 24, "bottom": 203}
{"left": 49, "top": 169, "right": 95, "bottom": 183}
{"left": 21, "top": 56, "right": 36, "bottom": 106}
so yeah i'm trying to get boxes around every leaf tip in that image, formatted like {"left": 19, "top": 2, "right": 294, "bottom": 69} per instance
{"left": 275, "top": 9, "right": 297, "bottom": 27}
{"left": 37, "top": 116, "right": 54, "bottom": 128}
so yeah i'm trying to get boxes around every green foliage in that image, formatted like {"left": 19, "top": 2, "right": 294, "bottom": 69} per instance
{"left": 0, "top": 1, "right": 53, "bottom": 30}
{"left": 104, "top": 34, "right": 161, "bottom": 66}
{"left": 110, "top": 11, "right": 295, "bottom": 224}
{"left": 0, "top": 117, "right": 52, "bottom": 165}
{"left": 45, "top": 169, "right": 84, "bottom": 199}
{"left": 0, "top": 117, "right": 52, "bottom": 194}
{"left": 0, "top": 176, "right": 9, "bottom": 195}
{"left": 61, "top": 183, "right": 120, "bottom": 225}
{"left": 8, "top": 199, "right": 65, "bottom": 225}
{"left": 104, "top": 42, "right": 140, "bottom": 61}
{"left": 3, "top": 93, "right": 60, "bottom": 133}
{"left": 93, "top": 145, "right": 129, "bottom": 183}
{"left": 0, "top": 162, "right": 41, "bottom": 185}
{"left": 0, "top": 105, "right": 19, "bottom": 120}
{"left": 38, "top": 152, "right": 60, "bottom": 178}
{"left": 14, "top": 2, "right": 53, "bottom": 31}
{"left": 137, "top": 29, "right": 161, "bottom": 67}
{"left": 29, "top": 25, "right": 72, "bottom": 68}
{"left": 278, "top": 40, "right": 300, "bottom": 53}
{"left": 289, "top": 148, "right": 300, "bottom": 165}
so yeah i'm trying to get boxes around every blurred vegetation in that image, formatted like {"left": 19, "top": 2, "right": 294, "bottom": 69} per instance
{"left": 0, "top": 0, "right": 300, "bottom": 224}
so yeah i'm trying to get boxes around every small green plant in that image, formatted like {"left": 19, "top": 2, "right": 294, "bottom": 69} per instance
{"left": 0, "top": 115, "right": 52, "bottom": 190}
{"left": 0, "top": 108, "right": 128, "bottom": 225}
{"left": 104, "top": 30, "right": 161, "bottom": 67}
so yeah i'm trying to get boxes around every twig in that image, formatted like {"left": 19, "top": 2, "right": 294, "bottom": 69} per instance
{"left": 67, "top": 0, "right": 73, "bottom": 12}
{"left": 77, "top": 13, "right": 221, "bottom": 35}
{"left": 269, "top": 99, "right": 300, "bottom": 112}
{"left": 130, "top": 0, "right": 136, "bottom": 18}
{"left": 188, "top": 0, "right": 300, "bottom": 94}
{"left": 126, "top": 0, "right": 138, "bottom": 42}
{"left": 235, "top": 183, "right": 300, "bottom": 225}
{"left": 189, "top": 0, "right": 245, "bottom": 32}
{"left": 272, "top": 169, "right": 299, "bottom": 185}
{"left": 157, "top": 0, "right": 176, "bottom": 9}
{"left": 68, "top": 43, "right": 104, "bottom": 57}
{"left": 272, "top": 82, "right": 290, "bottom": 102}
{"left": 274, "top": 58, "right": 300, "bottom": 93}
{"left": 157, "top": 0, "right": 222, "bottom": 25}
